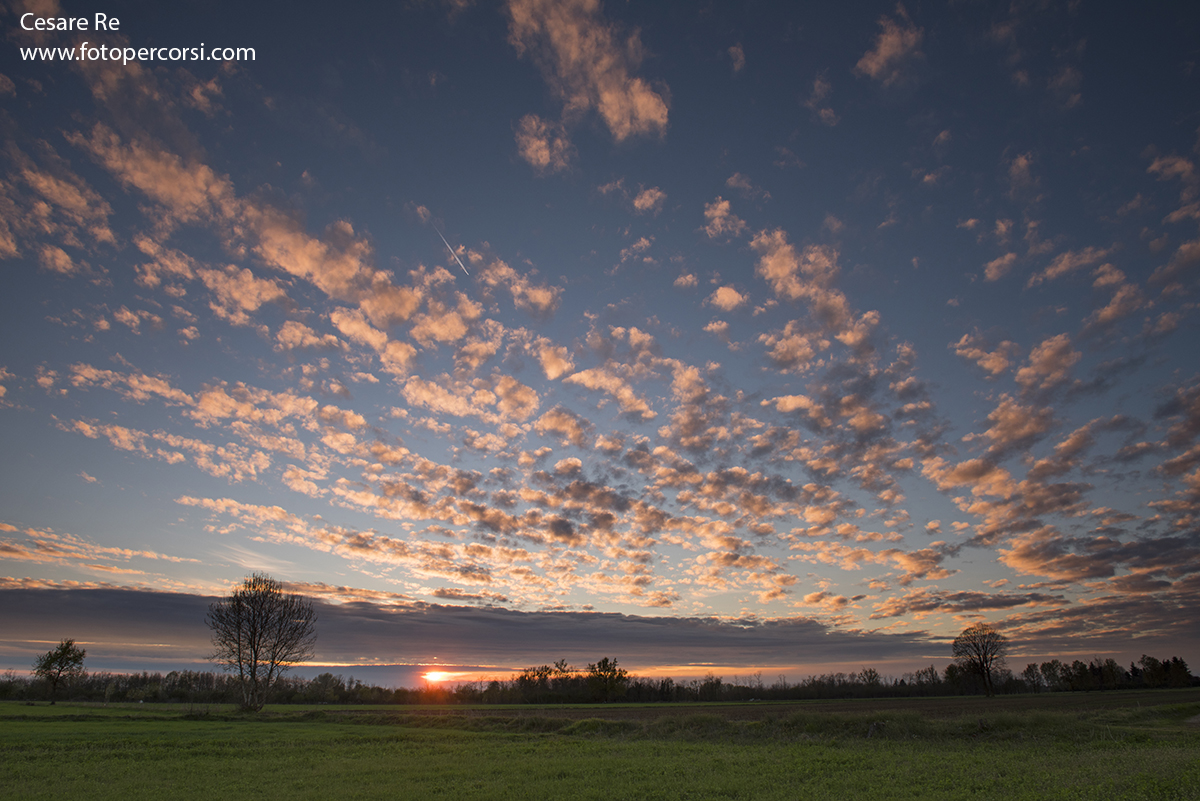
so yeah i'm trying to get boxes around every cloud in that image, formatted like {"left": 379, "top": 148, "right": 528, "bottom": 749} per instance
{"left": 996, "top": 529, "right": 1123, "bottom": 583}
{"left": 185, "top": 382, "right": 318, "bottom": 429}
{"left": 14, "top": 148, "right": 116, "bottom": 247}
{"left": 802, "top": 591, "right": 849, "bottom": 610}
{"left": 534, "top": 405, "right": 593, "bottom": 447}
{"left": 1048, "top": 65, "right": 1083, "bottom": 109}
{"left": 758, "top": 321, "right": 827, "bottom": 374}
{"left": 0, "top": 526, "right": 199, "bottom": 571}
{"left": 1007, "top": 152, "right": 1039, "bottom": 202}
{"left": 38, "top": 244, "right": 81, "bottom": 275}
{"left": 1027, "top": 246, "right": 1114, "bottom": 287}
{"left": 181, "top": 73, "right": 225, "bottom": 117}
{"left": 983, "top": 252, "right": 1017, "bottom": 281}
{"left": 247, "top": 211, "right": 382, "bottom": 310}
{"left": 514, "top": 113, "right": 574, "bottom": 173}
{"left": 1027, "top": 416, "right": 1133, "bottom": 481}
{"left": 703, "top": 319, "right": 731, "bottom": 344}
{"left": 1137, "top": 154, "right": 1195, "bottom": 219}
{"left": 869, "top": 587, "right": 1066, "bottom": 620}
{"left": 1148, "top": 155, "right": 1197, "bottom": 196}
{"left": 1082, "top": 283, "right": 1145, "bottom": 335}
{"left": 69, "top": 363, "right": 194, "bottom": 406}
{"left": 111, "top": 307, "right": 163, "bottom": 334}
{"left": 494, "top": 374, "right": 541, "bottom": 421}
{"left": 951, "top": 332, "right": 1018, "bottom": 377}
{"left": 507, "top": 0, "right": 669, "bottom": 142}
{"left": 923, "top": 456, "right": 1017, "bottom": 500}
{"left": 70, "top": 121, "right": 443, "bottom": 348}
{"left": 854, "top": 5, "right": 923, "bottom": 87}
{"left": 702, "top": 197, "right": 747, "bottom": 239}
{"left": 331, "top": 307, "right": 388, "bottom": 352}
{"left": 1150, "top": 238, "right": 1200, "bottom": 287}
{"left": 725, "top": 173, "right": 770, "bottom": 200}
{"left": 409, "top": 294, "right": 481, "bottom": 347}
{"left": 804, "top": 75, "right": 839, "bottom": 126}
{"left": 618, "top": 236, "right": 654, "bottom": 265}
{"left": 452, "top": 322, "right": 506, "bottom": 374}
{"left": 564, "top": 366, "right": 656, "bottom": 421}
{"left": 326, "top": 307, "right": 415, "bottom": 376}
{"left": 706, "top": 286, "right": 747, "bottom": 312}
{"left": 968, "top": 394, "right": 1055, "bottom": 454}
{"left": 478, "top": 257, "right": 562, "bottom": 318}
{"left": 632, "top": 186, "right": 666, "bottom": 215}
{"left": 400, "top": 374, "right": 539, "bottom": 425}
{"left": 1147, "top": 154, "right": 1199, "bottom": 225}
{"left": 1014, "top": 333, "right": 1080, "bottom": 392}
{"left": 751, "top": 232, "right": 833, "bottom": 303}
{"left": 728, "top": 43, "right": 745, "bottom": 73}
{"left": 179, "top": 494, "right": 516, "bottom": 576}
{"left": 0, "top": 586, "right": 940, "bottom": 673}
{"left": 198, "top": 265, "right": 290, "bottom": 326}
{"left": 1092, "top": 264, "right": 1125, "bottom": 288}
{"left": 68, "top": 124, "right": 236, "bottom": 225}
{"left": 68, "top": 418, "right": 273, "bottom": 482}
{"left": 133, "top": 236, "right": 196, "bottom": 289}
{"left": 765, "top": 393, "right": 831, "bottom": 428}
{"left": 533, "top": 338, "right": 575, "bottom": 380}
{"left": 751, "top": 231, "right": 876, "bottom": 360}
{"left": 275, "top": 321, "right": 343, "bottom": 351}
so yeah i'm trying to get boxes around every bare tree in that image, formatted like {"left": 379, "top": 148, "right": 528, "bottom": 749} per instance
{"left": 32, "top": 639, "right": 86, "bottom": 704}
{"left": 952, "top": 622, "right": 1008, "bottom": 696}
{"left": 206, "top": 573, "right": 317, "bottom": 711}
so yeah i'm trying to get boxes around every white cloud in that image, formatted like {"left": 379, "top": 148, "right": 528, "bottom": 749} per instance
{"left": 706, "top": 286, "right": 747, "bottom": 312}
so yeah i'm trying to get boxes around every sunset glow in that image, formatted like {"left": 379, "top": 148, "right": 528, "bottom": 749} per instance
{"left": 422, "top": 671, "right": 463, "bottom": 685}
{"left": 2, "top": 1, "right": 1198, "bottom": 680}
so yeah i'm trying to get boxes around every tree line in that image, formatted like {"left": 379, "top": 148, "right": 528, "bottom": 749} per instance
{"left": 8, "top": 651, "right": 1193, "bottom": 706}
{"left": 12, "top": 575, "right": 1196, "bottom": 707}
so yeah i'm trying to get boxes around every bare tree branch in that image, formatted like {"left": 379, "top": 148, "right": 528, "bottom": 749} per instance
{"left": 952, "top": 623, "right": 1008, "bottom": 696}
{"left": 206, "top": 573, "right": 317, "bottom": 711}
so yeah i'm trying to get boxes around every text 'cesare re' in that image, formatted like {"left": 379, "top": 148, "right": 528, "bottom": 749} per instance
{"left": 21, "top": 13, "right": 121, "bottom": 32}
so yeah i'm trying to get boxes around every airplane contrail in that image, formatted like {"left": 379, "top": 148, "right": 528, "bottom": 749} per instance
{"left": 434, "top": 227, "right": 470, "bottom": 276}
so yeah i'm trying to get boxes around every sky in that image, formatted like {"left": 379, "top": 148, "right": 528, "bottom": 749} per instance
{"left": 2, "top": 0, "right": 1199, "bottom": 687}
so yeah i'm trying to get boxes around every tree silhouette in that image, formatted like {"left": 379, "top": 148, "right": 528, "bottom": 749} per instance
{"left": 586, "top": 657, "right": 629, "bottom": 702}
{"left": 206, "top": 573, "right": 317, "bottom": 711}
{"left": 33, "top": 639, "right": 86, "bottom": 703}
{"left": 952, "top": 623, "right": 1008, "bottom": 696}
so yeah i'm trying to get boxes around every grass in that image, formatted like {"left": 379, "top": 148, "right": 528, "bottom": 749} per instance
{"left": 2, "top": 690, "right": 1198, "bottom": 800}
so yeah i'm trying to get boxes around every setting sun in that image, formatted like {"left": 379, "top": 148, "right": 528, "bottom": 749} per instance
{"left": 422, "top": 672, "right": 454, "bottom": 684}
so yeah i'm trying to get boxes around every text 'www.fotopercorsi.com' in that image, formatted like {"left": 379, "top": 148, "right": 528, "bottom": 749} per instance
{"left": 16, "top": 11, "right": 255, "bottom": 65}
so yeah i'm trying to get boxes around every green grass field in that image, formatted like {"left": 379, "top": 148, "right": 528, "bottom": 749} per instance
{"left": 3, "top": 690, "right": 1198, "bottom": 800}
